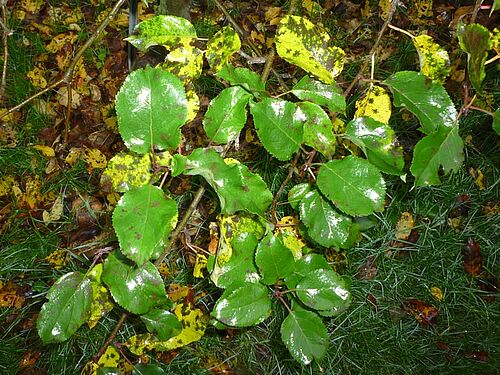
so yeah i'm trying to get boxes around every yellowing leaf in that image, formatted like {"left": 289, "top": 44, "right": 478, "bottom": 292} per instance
{"left": 378, "top": 0, "right": 391, "bottom": 20}
{"left": 413, "top": 34, "right": 450, "bottom": 83}
{"left": 275, "top": 15, "right": 345, "bottom": 83}
{"left": 167, "top": 284, "right": 190, "bottom": 302}
{"left": 21, "top": 0, "right": 43, "bottom": 13}
{"left": 276, "top": 216, "right": 305, "bottom": 260}
{"left": 431, "top": 286, "right": 443, "bottom": 301}
{"left": 21, "top": 175, "right": 45, "bottom": 209}
{"left": 0, "top": 175, "right": 15, "bottom": 198}
{"left": 42, "top": 195, "right": 64, "bottom": 224}
{"left": 83, "top": 147, "right": 107, "bottom": 173}
{"left": 469, "top": 167, "right": 485, "bottom": 190}
{"left": 27, "top": 65, "right": 47, "bottom": 89}
{"left": 354, "top": 85, "right": 392, "bottom": 124}
{"left": 33, "top": 145, "right": 55, "bottom": 158}
{"left": 395, "top": 212, "right": 415, "bottom": 240}
{"left": 193, "top": 254, "right": 208, "bottom": 278}
{"left": 44, "top": 249, "right": 68, "bottom": 269}
{"left": 206, "top": 26, "right": 241, "bottom": 72}
{"left": 97, "top": 345, "right": 120, "bottom": 368}
{"left": 0, "top": 281, "right": 25, "bottom": 308}
{"left": 45, "top": 32, "right": 78, "bottom": 53}
{"left": 163, "top": 45, "right": 203, "bottom": 82}
{"left": 100, "top": 152, "right": 152, "bottom": 193}
{"left": 491, "top": 28, "right": 500, "bottom": 54}
{"left": 86, "top": 264, "right": 114, "bottom": 329}
{"left": 416, "top": 0, "right": 433, "bottom": 19}
{"left": 185, "top": 88, "right": 200, "bottom": 123}
{"left": 65, "top": 147, "right": 84, "bottom": 166}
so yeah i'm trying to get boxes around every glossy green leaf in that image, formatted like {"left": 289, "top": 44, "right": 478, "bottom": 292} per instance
{"left": 493, "top": 109, "right": 500, "bottom": 135}
{"left": 413, "top": 34, "right": 450, "bottom": 84}
{"left": 288, "top": 183, "right": 311, "bottom": 210}
{"left": 140, "top": 309, "right": 182, "bottom": 341}
{"left": 185, "top": 148, "right": 272, "bottom": 215}
{"left": 116, "top": 66, "right": 188, "bottom": 153}
{"left": 250, "top": 98, "right": 304, "bottom": 161}
{"left": 281, "top": 309, "right": 328, "bottom": 365}
{"left": 113, "top": 185, "right": 177, "bottom": 266}
{"left": 285, "top": 253, "right": 331, "bottom": 289}
{"left": 171, "top": 154, "right": 187, "bottom": 177}
{"left": 410, "top": 126, "right": 464, "bottom": 186}
{"left": 211, "top": 232, "right": 261, "bottom": 288}
{"left": 299, "top": 102, "right": 336, "bottom": 158}
{"left": 212, "top": 282, "right": 271, "bottom": 327}
{"left": 100, "top": 152, "right": 152, "bottom": 193}
{"left": 132, "top": 364, "right": 166, "bottom": 374}
{"left": 291, "top": 76, "right": 345, "bottom": 113}
{"left": 126, "top": 15, "right": 196, "bottom": 51}
{"left": 346, "top": 117, "right": 404, "bottom": 175}
{"left": 275, "top": 16, "right": 345, "bottom": 83}
{"left": 457, "top": 23, "right": 492, "bottom": 92}
{"left": 299, "top": 190, "right": 351, "bottom": 248}
{"left": 206, "top": 26, "right": 241, "bottom": 72}
{"left": 384, "top": 71, "right": 457, "bottom": 135}
{"left": 317, "top": 156, "right": 386, "bottom": 216}
{"left": 217, "top": 65, "right": 266, "bottom": 97}
{"left": 203, "top": 86, "right": 252, "bottom": 143}
{"left": 295, "top": 268, "right": 351, "bottom": 311}
{"left": 102, "top": 252, "right": 169, "bottom": 315}
{"left": 37, "top": 272, "right": 92, "bottom": 343}
{"left": 255, "top": 233, "right": 295, "bottom": 285}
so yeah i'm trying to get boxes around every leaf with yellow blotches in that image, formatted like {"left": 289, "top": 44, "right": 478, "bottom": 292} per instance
{"left": 87, "top": 264, "right": 113, "bottom": 329}
{"left": 354, "top": 85, "right": 392, "bottom": 124}
{"left": 21, "top": 175, "right": 49, "bottom": 209}
{"left": 415, "top": 0, "right": 433, "bottom": 20}
{"left": 100, "top": 152, "right": 152, "bottom": 193}
{"left": 431, "top": 286, "right": 443, "bottom": 301}
{"left": 83, "top": 147, "right": 107, "bottom": 173}
{"left": 33, "top": 145, "right": 55, "bottom": 158}
{"left": 0, "top": 175, "right": 15, "bottom": 198}
{"left": 21, "top": 0, "right": 43, "bottom": 13}
{"left": 413, "top": 35, "right": 450, "bottom": 83}
{"left": 27, "top": 65, "right": 47, "bottom": 89}
{"left": 206, "top": 26, "right": 241, "bottom": 72}
{"left": 44, "top": 249, "right": 68, "bottom": 269}
{"left": 42, "top": 195, "right": 64, "bottom": 224}
{"left": 276, "top": 216, "right": 306, "bottom": 260}
{"left": 395, "top": 212, "right": 415, "bottom": 241}
{"left": 193, "top": 254, "right": 208, "bottom": 278}
{"left": 167, "top": 284, "right": 190, "bottom": 302}
{"left": 469, "top": 167, "right": 485, "bottom": 190}
{"left": 185, "top": 89, "right": 200, "bottom": 123}
{"left": 163, "top": 45, "right": 203, "bottom": 83}
{"left": 81, "top": 345, "right": 132, "bottom": 375}
{"left": 378, "top": 0, "right": 391, "bottom": 20}
{"left": 65, "top": 147, "right": 84, "bottom": 166}
{"left": 45, "top": 32, "right": 78, "bottom": 53}
{"left": 0, "top": 280, "right": 26, "bottom": 308}
{"left": 276, "top": 16, "right": 345, "bottom": 83}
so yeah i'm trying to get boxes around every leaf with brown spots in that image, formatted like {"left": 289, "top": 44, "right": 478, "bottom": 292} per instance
{"left": 402, "top": 299, "right": 438, "bottom": 326}
{"left": 463, "top": 238, "right": 483, "bottom": 276}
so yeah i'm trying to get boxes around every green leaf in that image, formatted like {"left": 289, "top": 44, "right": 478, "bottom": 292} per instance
{"left": 413, "top": 34, "right": 450, "bottom": 84}
{"left": 171, "top": 154, "right": 187, "bottom": 177}
{"left": 410, "top": 126, "right": 464, "bottom": 186}
{"left": 288, "top": 183, "right": 311, "bottom": 210}
{"left": 275, "top": 16, "right": 345, "bottom": 84}
{"left": 457, "top": 23, "right": 492, "bottom": 93}
{"left": 113, "top": 185, "right": 177, "bottom": 266}
{"left": 217, "top": 65, "right": 266, "bottom": 97}
{"left": 100, "top": 152, "right": 152, "bottom": 193}
{"left": 211, "top": 232, "right": 261, "bottom": 288}
{"left": 255, "top": 233, "right": 295, "bottom": 285}
{"left": 493, "top": 109, "right": 500, "bottom": 135}
{"left": 185, "top": 148, "right": 272, "bottom": 215}
{"left": 317, "top": 156, "right": 386, "bottom": 216}
{"left": 291, "top": 76, "right": 346, "bottom": 113}
{"left": 250, "top": 98, "right": 304, "bottom": 161}
{"left": 140, "top": 309, "right": 182, "bottom": 341}
{"left": 299, "top": 190, "right": 351, "bottom": 248}
{"left": 37, "top": 272, "right": 92, "bottom": 343}
{"left": 203, "top": 86, "right": 252, "bottom": 144}
{"left": 285, "top": 253, "right": 331, "bottom": 289}
{"left": 102, "top": 253, "right": 169, "bottom": 315}
{"left": 295, "top": 268, "right": 351, "bottom": 311}
{"left": 132, "top": 364, "right": 167, "bottom": 375}
{"left": 126, "top": 15, "right": 196, "bottom": 51}
{"left": 384, "top": 71, "right": 457, "bottom": 135}
{"left": 212, "top": 282, "right": 271, "bottom": 327}
{"left": 346, "top": 117, "right": 404, "bottom": 175}
{"left": 299, "top": 102, "right": 337, "bottom": 158}
{"left": 206, "top": 26, "right": 241, "bottom": 72}
{"left": 281, "top": 309, "right": 328, "bottom": 365}
{"left": 116, "top": 66, "right": 188, "bottom": 153}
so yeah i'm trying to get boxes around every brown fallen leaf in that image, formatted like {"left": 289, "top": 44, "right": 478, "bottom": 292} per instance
{"left": 357, "top": 255, "right": 377, "bottom": 280}
{"left": 402, "top": 299, "right": 438, "bottom": 326}
{"left": 463, "top": 238, "right": 483, "bottom": 276}
{"left": 463, "top": 350, "right": 488, "bottom": 363}
{"left": 0, "top": 280, "right": 27, "bottom": 308}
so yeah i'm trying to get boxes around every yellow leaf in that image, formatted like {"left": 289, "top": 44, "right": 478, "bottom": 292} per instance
{"left": 378, "top": 0, "right": 391, "bottom": 20}
{"left": 33, "top": 144, "right": 55, "bottom": 158}
{"left": 0, "top": 175, "right": 15, "bottom": 198}
{"left": 303, "top": 0, "right": 325, "bottom": 16}
{"left": 65, "top": 147, "right": 84, "bottom": 166}
{"left": 354, "top": 85, "right": 392, "bottom": 124}
{"left": 167, "top": 284, "right": 190, "bottom": 302}
{"left": 185, "top": 88, "right": 200, "bottom": 123}
{"left": 100, "top": 152, "right": 152, "bottom": 193}
{"left": 193, "top": 254, "right": 208, "bottom": 278}
{"left": 206, "top": 26, "right": 241, "bottom": 72}
{"left": 86, "top": 264, "right": 114, "bottom": 329}
{"left": 491, "top": 28, "right": 500, "bottom": 54}
{"left": 162, "top": 45, "right": 203, "bottom": 83}
{"left": 45, "top": 32, "right": 78, "bottom": 53}
{"left": 430, "top": 286, "right": 443, "bottom": 301}
{"left": 26, "top": 65, "right": 47, "bottom": 89}
{"left": 21, "top": 0, "right": 43, "bottom": 13}
{"left": 276, "top": 216, "right": 305, "bottom": 260}
{"left": 83, "top": 147, "right": 107, "bottom": 173}
{"left": 413, "top": 34, "right": 450, "bottom": 83}
{"left": 416, "top": 0, "right": 433, "bottom": 19}
{"left": 43, "top": 195, "right": 64, "bottom": 224}
{"left": 469, "top": 167, "right": 485, "bottom": 190}
{"left": 44, "top": 249, "right": 68, "bottom": 269}
{"left": 97, "top": 346, "right": 120, "bottom": 368}
{"left": 395, "top": 212, "right": 415, "bottom": 240}
{"left": 21, "top": 175, "right": 44, "bottom": 209}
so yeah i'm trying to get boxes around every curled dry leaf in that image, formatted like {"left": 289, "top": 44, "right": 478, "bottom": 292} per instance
{"left": 402, "top": 299, "right": 438, "bottom": 326}
{"left": 463, "top": 238, "right": 483, "bottom": 276}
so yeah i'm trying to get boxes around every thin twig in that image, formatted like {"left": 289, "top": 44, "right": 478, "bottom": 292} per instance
{"left": 0, "top": 0, "right": 127, "bottom": 120}
{"left": 0, "top": 4, "right": 10, "bottom": 101}
{"left": 271, "top": 152, "right": 300, "bottom": 224}
{"left": 343, "top": 0, "right": 398, "bottom": 99}
{"left": 470, "top": 0, "right": 483, "bottom": 23}
{"left": 95, "top": 312, "right": 128, "bottom": 359}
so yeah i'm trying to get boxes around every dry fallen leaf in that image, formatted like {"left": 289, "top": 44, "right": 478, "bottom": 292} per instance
{"left": 402, "top": 299, "right": 438, "bottom": 326}
{"left": 463, "top": 238, "right": 483, "bottom": 276}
